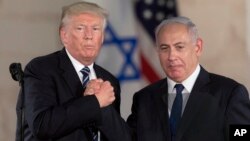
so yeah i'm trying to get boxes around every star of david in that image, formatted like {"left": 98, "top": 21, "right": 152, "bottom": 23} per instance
{"left": 102, "top": 22, "right": 140, "bottom": 82}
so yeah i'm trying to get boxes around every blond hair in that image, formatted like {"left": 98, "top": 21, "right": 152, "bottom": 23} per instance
{"left": 60, "top": 1, "right": 108, "bottom": 30}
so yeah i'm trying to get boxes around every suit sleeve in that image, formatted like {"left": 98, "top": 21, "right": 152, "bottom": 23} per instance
{"left": 226, "top": 84, "right": 250, "bottom": 124}
{"left": 99, "top": 105, "right": 132, "bottom": 141}
{"left": 225, "top": 84, "right": 250, "bottom": 140}
{"left": 112, "top": 78, "right": 121, "bottom": 114}
{"left": 126, "top": 92, "right": 138, "bottom": 141}
{"left": 24, "top": 61, "right": 102, "bottom": 139}
{"left": 97, "top": 73, "right": 131, "bottom": 141}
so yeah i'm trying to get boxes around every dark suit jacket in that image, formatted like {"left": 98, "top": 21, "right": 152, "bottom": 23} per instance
{"left": 16, "top": 48, "right": 131, "bottom": 141}
{"left": 127, "top": 66, "right": 250, "bottom": 141}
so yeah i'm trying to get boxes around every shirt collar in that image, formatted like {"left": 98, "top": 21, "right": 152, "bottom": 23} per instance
{"left": 65, "top": 49, "right": 94, "bottom": 72}
{"left": 167, "top": 64, "right": 201, "bottom": 93}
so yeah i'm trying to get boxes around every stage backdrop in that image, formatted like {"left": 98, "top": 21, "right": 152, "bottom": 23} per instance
{"left": 0, "top": 0, "right": 249, "bottom": 140}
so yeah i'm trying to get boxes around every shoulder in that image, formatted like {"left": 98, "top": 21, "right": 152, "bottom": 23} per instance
{"left": 94, "top": 64, "right": 119, "bottom": 83}
{"left": 134, "top": 79, "right": 167, "bottom": 98}
{"left": 200, "top": 67, "right": 243, "bottom": 89}
{"left": 24, "top": 50, "right": 62, "bottom": 73}
{"left": 209, "top": 73, "right": 241, "bottom": 88}
{"left": 207, "top": 72, "right": 248, "bottom": 97}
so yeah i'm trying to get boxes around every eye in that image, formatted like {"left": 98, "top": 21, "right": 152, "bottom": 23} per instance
{"left": 76, "top": 26, "right": 84, "bottom": 32}
{"left": 176, "top": 45, "right": 184, "bottom": 50}
{"left": 93, "top": 26, "right": 101, "bottom": 31}
{"left": 158, "top": 45, "right": 169, "bottom": 52}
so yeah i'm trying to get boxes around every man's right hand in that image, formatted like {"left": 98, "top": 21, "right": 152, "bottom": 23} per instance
{"left": 84, "top": 79, "right": 115, "bottom": 108}
{"left": 95, "top": 81, "right": 115, "bottom": 108}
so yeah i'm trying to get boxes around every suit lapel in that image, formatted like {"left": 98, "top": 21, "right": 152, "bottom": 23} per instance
{"left": 153, "top": 79, "right": 171, "bottom": 140}
{"left": 176, "top": 67, "right": 211, "bottom": 141}
{"left": 59, "top": 48, "right": 83, "bottom": 97}
{"left": 94, "top": 64, "right": 108, "bottom": 81}
{"left": 94, "top": 64, "right": 103, "bottom": 79}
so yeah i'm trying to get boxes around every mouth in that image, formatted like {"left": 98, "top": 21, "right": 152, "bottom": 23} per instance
{"left": 83, "top": 45, "right": 95, "bottom": 49}
{"left": 169, "top": 63, "right": 179, "bottom": 67}
{"left": 168, "top": 64, "right": 182, "bottom": 69}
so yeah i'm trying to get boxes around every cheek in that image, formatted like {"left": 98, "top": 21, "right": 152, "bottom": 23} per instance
{"left": 185, "top": 52, "right": 197, "bottom": 64}
{"left": 94, "top": 36, "right": 104, "bottom": 49}
{"left": 72, "top": 34, "right": 82, "bottom": 42}
{"left": 159, "top": 53, "right": 168, "bottom": 62}
{"left": 65, "top": 34, "right": 79, "bottom": 46}
{"left": 96, "top": 34, "right": 104, "bottom": 44}
{"left": 159, "top": 55, "right": 169, "bottom": 71}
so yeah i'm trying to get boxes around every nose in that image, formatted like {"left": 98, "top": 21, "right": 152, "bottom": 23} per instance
{"left": 84, "top": 28, "right": 93, "bottom": 40}
{"left": 168, "top": 48, "right": 177, "bottom": 61}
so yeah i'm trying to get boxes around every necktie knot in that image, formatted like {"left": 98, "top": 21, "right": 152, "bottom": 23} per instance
{"left": 175, "top": 84, "right": 184, "bottom": 94}
{"left": 80, "top": 67, "right": 90, "bottom": 76}
{"left": 80, "top": 67, "right": 90, "bottom": 87}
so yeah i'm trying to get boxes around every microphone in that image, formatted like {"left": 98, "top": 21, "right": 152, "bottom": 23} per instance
{"left": 9, "top": 63, "right": 23, "bottom": 82}
{"left": 10, "top": 63, "right": 25, "bottom": 141}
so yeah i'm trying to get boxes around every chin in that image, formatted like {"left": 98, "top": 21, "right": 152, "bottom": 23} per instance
{"left": 168, "top": 74, "right": 184, "bottom": 82}
{"left": 84, "top": 53, "right": 96, "bottom": 58}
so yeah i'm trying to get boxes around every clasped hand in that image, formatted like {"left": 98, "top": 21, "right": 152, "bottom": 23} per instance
{"left": 83, "top": 79, "right": 115, "bottom": 108}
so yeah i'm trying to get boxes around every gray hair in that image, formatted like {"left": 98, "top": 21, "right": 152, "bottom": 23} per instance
{"left": 60, "top": 1, "right": 108, "bottom": 30}
{"left": 155, "top": 16, "right": 199, "bottom": 43}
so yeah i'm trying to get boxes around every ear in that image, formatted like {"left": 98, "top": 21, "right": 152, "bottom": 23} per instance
{"left": 101, "top": 30, "right": 105, "bottom": 44}
{"left": 195, "top": 38, "right": 203, "bottom": 56}
{"left": 60, "top": 27, "right": 68, "bottom": 45}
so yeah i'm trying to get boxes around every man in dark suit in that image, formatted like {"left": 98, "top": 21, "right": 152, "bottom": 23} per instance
{"left": 16, "top": 1, "right": 131, "bottom": 141}
{"left": 127, "top": 16, "right": 250, "bottom": 141}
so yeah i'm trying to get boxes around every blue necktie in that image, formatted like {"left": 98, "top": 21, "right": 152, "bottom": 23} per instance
{"left": 80, "top": 67, "right": 90, "bottom": 88}
{"left": 170, "top": 84, "right": 184, "bottom": 141}
{"left": 80, "top": 67, "right": 98, "bottom": 141}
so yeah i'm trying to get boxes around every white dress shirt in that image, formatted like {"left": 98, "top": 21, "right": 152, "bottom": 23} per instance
{"left": 167, "top": 65, "right": 201, "bottom": 116}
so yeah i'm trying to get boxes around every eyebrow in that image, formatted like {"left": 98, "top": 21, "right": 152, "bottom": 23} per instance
{"left": 159, "top": 42, "right": 184, "bottom": 47}
{"left": 173, "top": 42, "right": 185, "bottom": 46}
{"left": 75, "top": 23, "right": 85, "bottom": 27}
